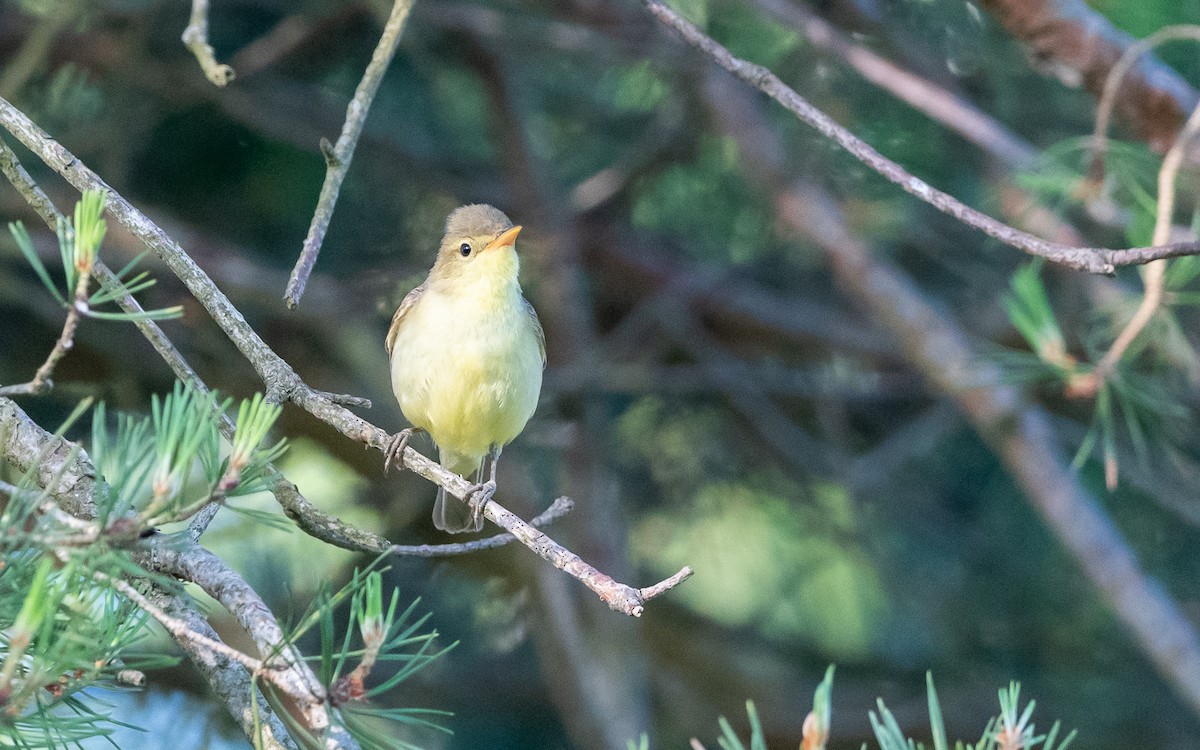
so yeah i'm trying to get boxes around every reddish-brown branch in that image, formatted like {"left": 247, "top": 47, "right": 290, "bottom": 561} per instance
{"left": 980, "top": 0, "right": 1200, "bottom": 153}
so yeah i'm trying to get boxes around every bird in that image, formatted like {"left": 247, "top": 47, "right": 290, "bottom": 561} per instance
{"left": 384, "top": 204, "right": 545, "bottom": 533}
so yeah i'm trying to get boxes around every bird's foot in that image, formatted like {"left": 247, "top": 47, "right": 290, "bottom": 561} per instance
{"left": 464, "top": 480, "right": 497, "bottom": 529}
{"left": 383, "top": 427, "right": 421, "bottom": 474}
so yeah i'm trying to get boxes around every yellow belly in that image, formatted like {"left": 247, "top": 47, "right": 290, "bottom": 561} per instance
{"left": 389, "top": 287, "right": 542, "bottom": 462}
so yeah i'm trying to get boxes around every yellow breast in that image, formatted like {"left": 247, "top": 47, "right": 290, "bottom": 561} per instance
{"left": 389, "top": 280, "right": 543, "bottom": 461}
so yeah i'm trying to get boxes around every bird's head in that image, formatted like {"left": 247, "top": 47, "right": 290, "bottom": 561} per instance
{"left": 431, "top": 204, "right": 523, "bottom": 288}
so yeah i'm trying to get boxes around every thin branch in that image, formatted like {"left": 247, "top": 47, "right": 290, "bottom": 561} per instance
{"left": 0, "top": 275, "right": 87, "bottom": 396}
{"left": 700, "top": 62, "right": 1200, "bottom": 715}
{"left": 389, "top": 496, "right": 574, "bottom": 556}
{"left": 1081, "top": 90, "right": 1200, "bottom": 394}
{"left": 0, "top": 95, "right": 690, "bottom": 616}
{"left": 145, "top": 586, "right": 299, "bottom": 750}
{"left": 283, "top": 0, "right": 415, "bottom": 308}
{"left": 638, "top": 565, "right": 694, "bottom": 602}
{"left": 0, "top": 145, "right": 92, "bottom": 397}
{"left": 642, "top": 0, "right": 1200, "bottom": 274}
{"left": 92, "top": 569, "right": 265, "bottom": 673}
{"left": 181, "top": 0, "right": 235, "bottom": 87}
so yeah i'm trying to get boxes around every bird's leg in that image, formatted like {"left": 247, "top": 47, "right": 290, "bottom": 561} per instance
{"left": 384, "top": 427, "right": 422, "bottom": 474}
{"left": 464, "top": 446, "right": 500, "bottom": 528}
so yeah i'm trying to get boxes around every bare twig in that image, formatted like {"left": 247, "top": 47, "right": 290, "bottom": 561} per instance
{"left": 92, "top": 569, "right": 266, "bottom": 673}
{"left": 0, "top": 95, "right": 690, "bottom": 617}
{"left": 145, "top": 586, "right": 299, "bottom": 750}
{"left": 642, "top": 0, "right": 1200, "bottom": 274}
{"left": 283, "top": 0, "right": 415, "bottom": 308}
{"left": 0, "top": 289, "right": 85, "bottom": 396}
{"left": 1080, "top": 93, "right": 1200, "bottom": 396}
{"left": 389, "top": 496, "right": 574, "bottom": 556}
{"left": 182, "top": 0, "right": 236, "bottom": 87}
{"left": 0, "top": 247, "right": 91, "bottom": 396}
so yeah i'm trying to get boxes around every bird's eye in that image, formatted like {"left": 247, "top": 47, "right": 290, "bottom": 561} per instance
{"left": 460, "top": 243, "right": 472, "bottom": 257}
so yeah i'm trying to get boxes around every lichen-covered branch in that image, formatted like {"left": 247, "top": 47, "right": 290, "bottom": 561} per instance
{"left": 0, "top": 396, "right": 328, "bottom": 749}
{"left": 0, "top": 95, "right": 691, "bottom": 617}
{"left": 146, "top": 587, "right": 299, "bottom": 750}
{"left": 283, "top": 0, "right": 415, "bottom": 308}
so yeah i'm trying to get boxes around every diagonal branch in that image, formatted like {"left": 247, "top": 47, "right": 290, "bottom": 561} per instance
{"left": 642, "top": 0, "right": 1200, "bottom": 274}
{"left": 91, "top": 569, "right": 265, "bottom": 674}
{"left": 283, "top": 0, "right": 415, "bottom": 308}
{"left": 0, "top": 95, "right": 691, "bottom": 617}
{"left": 749, "top": 0, "right": 1037, "bottom": 168}
{"left": 699, "top": 64, "right": 1200, "bottom": 717}
{"left": 0, "top": 277, "right": 86, "bottom": 396}
{"left": 145, "top": 586, "right": 299, "bottom": 750}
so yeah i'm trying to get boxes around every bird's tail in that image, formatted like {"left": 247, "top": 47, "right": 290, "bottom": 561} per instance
{"left": 434, "top": 450, "right": 484, "bottom": 533}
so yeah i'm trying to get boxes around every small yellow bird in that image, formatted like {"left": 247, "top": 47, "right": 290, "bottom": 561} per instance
{"left": 385, "top": 204, "right": 545, "bottom": 533}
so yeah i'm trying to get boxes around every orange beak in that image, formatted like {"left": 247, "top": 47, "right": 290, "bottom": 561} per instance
{"left": 483, "top": 225, "right": 522, "bottom": 251}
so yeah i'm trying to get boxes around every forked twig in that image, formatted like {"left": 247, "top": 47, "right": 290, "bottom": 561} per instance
{"left": 389, "top": 496, "right": 575, "bottom": 556}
